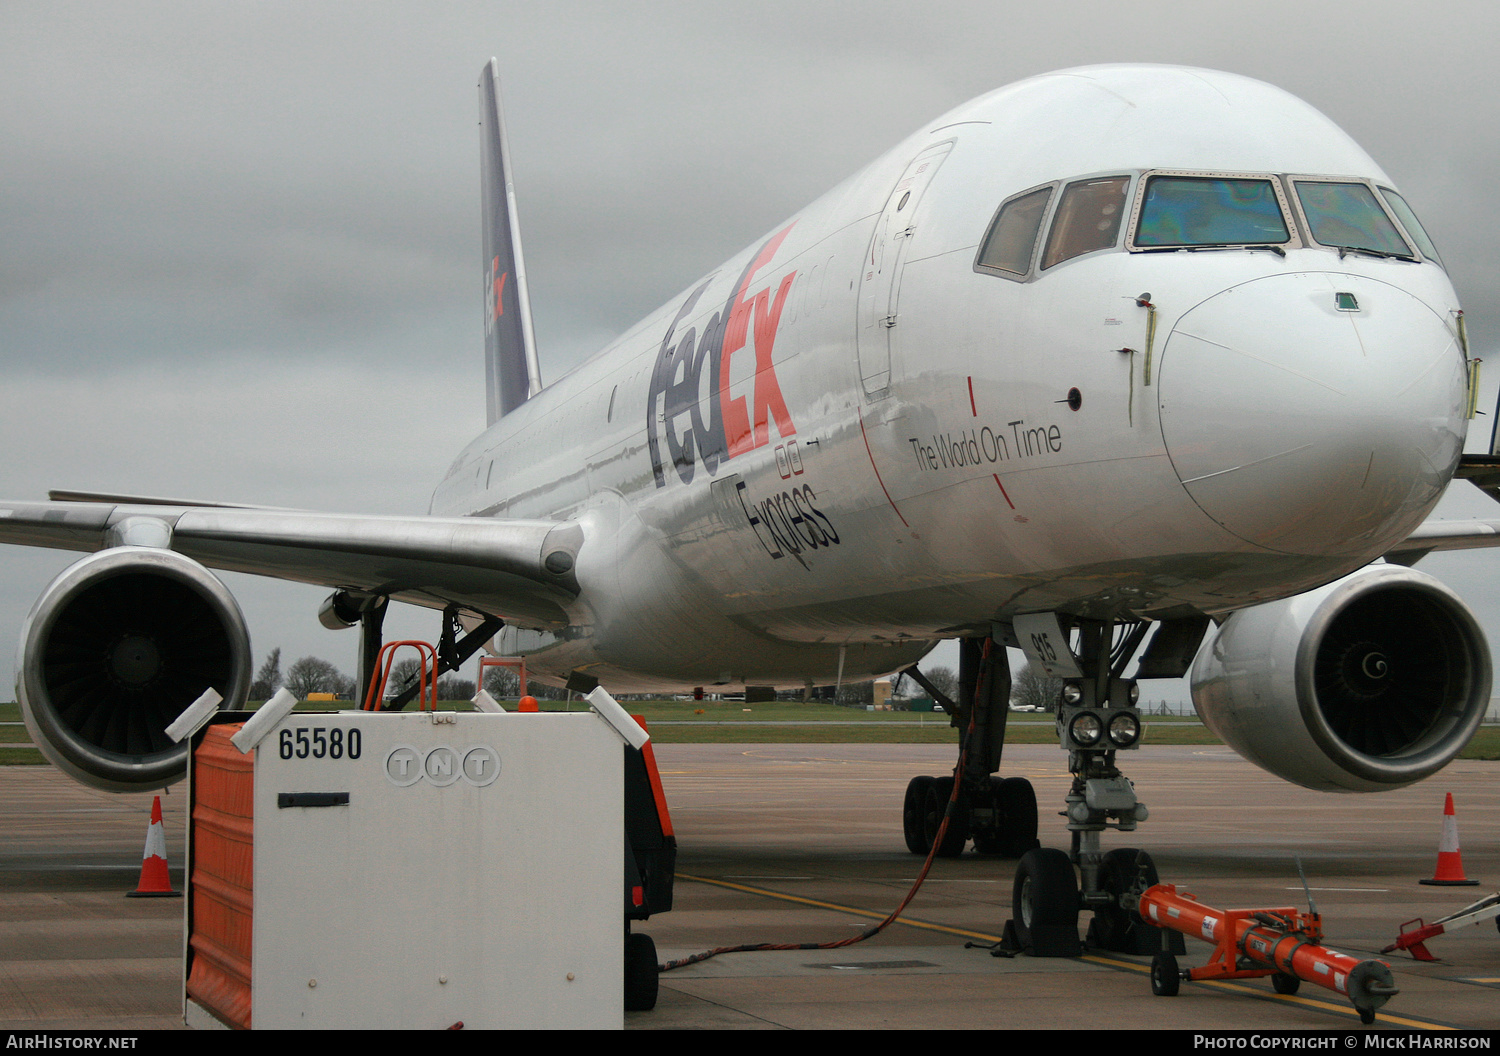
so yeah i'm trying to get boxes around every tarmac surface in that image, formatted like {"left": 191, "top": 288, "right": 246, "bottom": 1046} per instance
{"left": 1, "top": 743, "right": 1496, "bottom": 1032}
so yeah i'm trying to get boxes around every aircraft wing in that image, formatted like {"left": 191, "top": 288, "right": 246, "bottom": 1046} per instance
{"left": 0, "top": 498, "right": 582, "bottom": 628}
{"left": 1453, "top": 453, "right": 1500, "bottom": 504}
{"left": 1384, "top": 519, "right": 1500, "bottom": 566}
{"left": 1382, "top": 456, "right": 1500, "bottom": 565}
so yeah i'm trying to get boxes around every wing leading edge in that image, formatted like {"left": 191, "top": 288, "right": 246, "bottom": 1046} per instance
{"left": 1384, "top": 456, "right": 1500, "bottom": 565}
{"left": 0, "top": 499, "right": 582, "bottom": 628}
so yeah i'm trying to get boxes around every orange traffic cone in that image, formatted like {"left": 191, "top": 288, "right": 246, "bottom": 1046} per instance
{"left": 1419, "top": 793, "right": 1479, "bottom": 886}
{"left": 126, "top": 795, "right": 181, "bottom": 898}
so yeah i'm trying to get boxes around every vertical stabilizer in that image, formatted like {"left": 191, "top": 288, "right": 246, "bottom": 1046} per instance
{"left": 479, "top": 59, "right": 542, "bottom": 424}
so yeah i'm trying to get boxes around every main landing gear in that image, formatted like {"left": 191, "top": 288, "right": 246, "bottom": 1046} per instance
{"left": 901, "top": 638, "right": 1040, "bottom": 860}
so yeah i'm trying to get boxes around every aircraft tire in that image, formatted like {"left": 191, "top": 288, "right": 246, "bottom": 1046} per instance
{"left": 1151, "top": 951, "right": 1181, "bottom": 997}
{"left": 624, "top": 932, "right": 659, "bottom": 1011}
{"left": 995, "top": 777, "right": 1039, "bottom": 857}
{"left": 1091, "top": 847, "right": 1159, "bottom": 952}
{"left": 1271, "top": 972, "right": 1300, "bottom": 995}
{"left": 903, "top": 776, "right": 935, "bottom": 854}
{"left": 1011, "top": 847, "right": 1078, "bottom": 947}
{"left": 925, "top": 777, "right": 969, "bottom": 858}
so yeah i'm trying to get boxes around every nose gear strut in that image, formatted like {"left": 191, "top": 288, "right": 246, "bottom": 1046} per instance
{"left": 1007, "top": 616, "right": 1200, "bottom": 958}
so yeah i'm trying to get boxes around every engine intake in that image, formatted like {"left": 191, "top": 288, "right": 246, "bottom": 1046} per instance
{"left": 17, "top": 547, "right": 251, "bottom": 792}
{"left": 1190, "top": 565, "right": 1490, "bottom": 792}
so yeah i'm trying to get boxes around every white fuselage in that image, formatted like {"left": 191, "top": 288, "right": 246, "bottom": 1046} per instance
{"left": 430, "top": 66, "right": 1466, "bottom": 691}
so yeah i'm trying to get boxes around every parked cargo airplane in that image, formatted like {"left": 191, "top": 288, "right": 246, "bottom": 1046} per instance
{"left": 5, "top": 62, "right": 1498, "bottom": 946}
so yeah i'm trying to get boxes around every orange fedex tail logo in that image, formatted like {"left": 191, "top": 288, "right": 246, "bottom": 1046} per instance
{"left": 647, "top": 225, "right": 797, "bottom": 488}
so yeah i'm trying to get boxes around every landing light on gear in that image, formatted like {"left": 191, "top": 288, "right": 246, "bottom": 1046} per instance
{"left": 1068, "top": 711, "right": 1103, "bottom": 746}
{"left": 1107, "top": 711, "right": 1140, "bottom": 747}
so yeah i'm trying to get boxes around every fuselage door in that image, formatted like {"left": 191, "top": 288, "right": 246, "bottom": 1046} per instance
{"left": 857, "top": 141, "right": 953, "bottom": 397}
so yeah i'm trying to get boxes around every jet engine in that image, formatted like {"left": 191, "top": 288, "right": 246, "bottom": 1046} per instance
{"left": 16, "top": 547, "right": 251, "bottom": 792}
{"left": 1190, "top": 565, "right": 1490, "bottom": 792}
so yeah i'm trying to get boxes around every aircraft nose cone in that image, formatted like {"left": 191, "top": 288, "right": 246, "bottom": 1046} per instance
{"left": 1158, "top": 273, "right": 1465, "bottom": 557}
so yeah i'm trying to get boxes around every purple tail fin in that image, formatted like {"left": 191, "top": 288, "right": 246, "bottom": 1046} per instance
{"left": 479, "top": 59, "right": 541, "bottom": 424}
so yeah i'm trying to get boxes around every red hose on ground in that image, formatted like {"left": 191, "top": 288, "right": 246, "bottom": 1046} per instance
{"left": 660, "top": 642, "right": 994, "bottom": 973}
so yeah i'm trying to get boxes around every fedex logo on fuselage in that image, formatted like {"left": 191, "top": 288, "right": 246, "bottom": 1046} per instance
{"left": 647, "top": 225, "right": 797, "bottom": 488}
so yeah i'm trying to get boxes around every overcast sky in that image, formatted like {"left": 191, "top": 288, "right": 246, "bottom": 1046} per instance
{"left": 3, "top": 1, "right": 1499, "bottom": 695}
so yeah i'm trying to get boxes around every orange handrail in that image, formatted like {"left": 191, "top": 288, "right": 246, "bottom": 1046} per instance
{"left": 361, "top": 640, "right": 440, "bottom": 711}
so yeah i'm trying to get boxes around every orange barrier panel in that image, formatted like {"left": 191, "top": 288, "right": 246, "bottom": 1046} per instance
{"left": 186, "top": 723, "right": 255, "bottom": 1030}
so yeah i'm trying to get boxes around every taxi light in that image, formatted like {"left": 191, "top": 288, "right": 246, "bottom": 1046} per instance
{"left": 1107, "top": 711, "right": 1141, "bottom": 748}
{"left": 1069, "top": 712, "right": 1103, "bottom": 747}
{"left": 1061, "top": 681, "right": 1084, "bottom": 706}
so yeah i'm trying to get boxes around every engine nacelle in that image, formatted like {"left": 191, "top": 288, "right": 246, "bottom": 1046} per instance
{"left": 1190, "top": 565, "right": 1490, "bottom": 792}
{"left": 16, "top": 547, "right": 251, "bottom": 792}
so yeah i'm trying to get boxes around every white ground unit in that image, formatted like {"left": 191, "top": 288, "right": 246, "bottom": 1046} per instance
{"left": 185, "top": 709, "right": 626, "bottom": 1030}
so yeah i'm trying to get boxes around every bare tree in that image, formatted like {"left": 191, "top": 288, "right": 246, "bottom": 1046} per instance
{"left": 438, "top": 677, "right": 476, "bottom": 700}
{"left": 250, "top": 647, "right": 282, "bottom": 700}
{"left": 284, "top": 656, "right": 347, "bottom": 699}
{"left": 384, "top": 657, "right": 426, "bottom": 701}
{"left": 1011, "top": 663, "right": 1064, "bottom": 711}
{"left": 835, "top": 680, "right": 874, "bottom": 705}
{"left": 920, "top": 664, "right": 958, "bottom": 702}
{"left": 483, "top": 665, "right": 521, "bottom": 698}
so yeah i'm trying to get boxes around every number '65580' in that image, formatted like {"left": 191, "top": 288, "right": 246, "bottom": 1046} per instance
{"left": 278, "top": 726, "right": 362, "bottom": 761}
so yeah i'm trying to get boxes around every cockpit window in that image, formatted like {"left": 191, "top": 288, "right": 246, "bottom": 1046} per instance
{"left": 1135, "top": 176, "right": 1289, "bottom": 247}
{"left": 1293, "top": 181, "right": 1412, "bottom": 258}
{"left": 1378, "top": 188, "right": 1442, "bottom": 264}
{"left": 1041, "top": 176, "right": 1129, "bottom": 269}
{"left": 975, "top": 186, "right": 1052, "bottom": 276}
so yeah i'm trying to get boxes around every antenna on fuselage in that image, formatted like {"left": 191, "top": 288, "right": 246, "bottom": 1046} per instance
{"left": 479, "top": 58, "right": 543, "bottom": 424}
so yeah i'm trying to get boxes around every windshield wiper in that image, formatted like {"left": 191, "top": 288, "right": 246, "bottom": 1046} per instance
{"left": 1137, "top": 243, "right": 1286, "bottom": 256}
{"left": 1337, "top": 246, "right": 1417, "bottom": 262}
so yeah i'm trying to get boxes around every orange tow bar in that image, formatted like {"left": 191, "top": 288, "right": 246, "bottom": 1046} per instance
{"left": 1137, "top": 882, "right": 1398, "bottom": 1024}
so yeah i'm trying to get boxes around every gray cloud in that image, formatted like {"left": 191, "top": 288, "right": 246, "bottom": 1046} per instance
{"left": 3, "top": 0, "right": 1499, "bottom": 690}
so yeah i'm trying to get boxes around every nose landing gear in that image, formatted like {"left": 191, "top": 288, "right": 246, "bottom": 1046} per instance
{"left": 903, "top": 617, "right": 1204, "bottom": 957}
{"left": 1007, "top": 616, "right": 1196, "bottom": 957}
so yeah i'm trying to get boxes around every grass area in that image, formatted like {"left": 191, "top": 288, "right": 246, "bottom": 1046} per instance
{"left": 648, "top": 724, "right": 962, "bottom": 744}
{"left": 0, "top": 704, "right": 37, "bottom": 761}
{"left": 644, "top": 720, "right": 1219, "bottom": 745}
{"left": 1, "top": 695, "right": 1495, "bottom": 756}
{"left": 1460, "top": 726, "right": 1500, "bottom": 760}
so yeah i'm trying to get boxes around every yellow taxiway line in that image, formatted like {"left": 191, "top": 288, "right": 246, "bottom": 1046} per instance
{"left": 678, "top": 872, "right": 1458, "bottom": 1031}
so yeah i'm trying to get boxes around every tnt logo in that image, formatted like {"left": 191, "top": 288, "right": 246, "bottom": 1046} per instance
{"left": 385, "top": 745, "right": 500, "bottom": 788}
